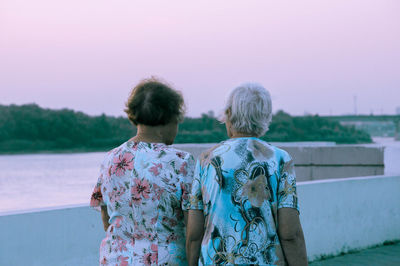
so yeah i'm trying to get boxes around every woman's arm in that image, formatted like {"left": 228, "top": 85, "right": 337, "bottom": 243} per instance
{"left": 278, "top": 208, "right": 308, "bottom": 266}
{"left": 184, "top": 210, "right": 188, "bottom": 225}
{"left": 186, "top": 210, "right": 205, "bottom": 266}
{"left": 101, "top": 205, "right": 110, "bottom": 231}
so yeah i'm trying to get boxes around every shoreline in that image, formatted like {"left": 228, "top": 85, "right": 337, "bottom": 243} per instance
{"left": 0, "top": 147, "right": 109, "bottom": 156}
{"left": 1, "top": 138, "right": 397, "bottom": 156}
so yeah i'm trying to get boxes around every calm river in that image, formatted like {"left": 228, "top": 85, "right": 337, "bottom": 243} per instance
{"left": 1, "top": 138, "right": 399, "bottom": 213}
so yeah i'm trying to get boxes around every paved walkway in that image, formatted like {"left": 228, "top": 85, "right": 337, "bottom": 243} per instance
{"left": 310, "top": 242, "right": 400, "bottom": 266}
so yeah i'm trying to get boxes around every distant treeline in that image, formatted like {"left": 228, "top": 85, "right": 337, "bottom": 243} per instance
{"left": 0, "top": 104, "right": 372, "bottom": 153}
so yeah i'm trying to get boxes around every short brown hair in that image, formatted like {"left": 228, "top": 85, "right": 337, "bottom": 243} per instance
{"left": 125, "top": 77, "right": 185, "bottom": 126}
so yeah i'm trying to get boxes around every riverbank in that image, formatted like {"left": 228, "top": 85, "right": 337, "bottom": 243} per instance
{"left": 0, "top": 141, "right": 335, "bottom": 155}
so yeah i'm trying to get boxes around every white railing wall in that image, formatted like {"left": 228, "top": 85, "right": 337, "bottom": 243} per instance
{"left": 299, "top": 175, "right": 400, "bottom": 260}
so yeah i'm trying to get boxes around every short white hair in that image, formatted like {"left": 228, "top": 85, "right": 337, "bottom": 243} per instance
{"left": 222, "top": 83, "right": 272, "bottom": 137}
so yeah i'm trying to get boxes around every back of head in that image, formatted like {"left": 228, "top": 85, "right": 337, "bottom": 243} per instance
{"left": 125, "top": 77, "right": 185, "bottom": 126}
{"left": 223, "top": 83, "right": 272, "bottom": 137}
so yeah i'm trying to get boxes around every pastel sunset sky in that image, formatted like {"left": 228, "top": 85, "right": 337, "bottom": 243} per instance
{"left": 1, "top": 0, "right": 399, "bottom": 117}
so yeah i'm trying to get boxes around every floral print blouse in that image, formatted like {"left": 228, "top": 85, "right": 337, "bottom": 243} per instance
{"left": 188, "top": 137, "right": 299, "bottom": 266}
{"left": 90, "top": 141, "right": 195, "bottom": 266}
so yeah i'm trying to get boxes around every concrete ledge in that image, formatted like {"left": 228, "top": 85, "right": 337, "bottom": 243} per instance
{"left": 284, "top": 146, "right": 384, "bottom": 165}
{"left": 174, "top": 143, "right": 385, "bottom": 180}
{"left": 295, "top": 166, "right": 384, "bottom": 182}
{"left": 1, "top": 175, "right": 399, "bottom": 265}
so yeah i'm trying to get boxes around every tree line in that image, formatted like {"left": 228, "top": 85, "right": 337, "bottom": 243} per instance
{"left": 0, "top": 104, "right": 372, "bottom": 153}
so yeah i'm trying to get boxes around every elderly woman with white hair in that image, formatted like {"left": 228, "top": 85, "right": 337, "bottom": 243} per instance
{"left": 186, "top": 84, "right": 307, "bottom": 265}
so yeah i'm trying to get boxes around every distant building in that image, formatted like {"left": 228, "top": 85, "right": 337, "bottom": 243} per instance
{"left": 396, "top": 106, "right": 400, "bottom": 115}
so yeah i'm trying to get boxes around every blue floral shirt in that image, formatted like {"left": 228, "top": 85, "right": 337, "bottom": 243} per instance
{"left": 188, "top": 137, "right": 299, "bottom": 266}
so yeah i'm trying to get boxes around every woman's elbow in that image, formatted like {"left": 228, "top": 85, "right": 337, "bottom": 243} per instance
{"left": 187, "top": 227, "right": 204, "bottom": 242}
{"left": 279, "top": 227, "right": 301, "bottom": 242}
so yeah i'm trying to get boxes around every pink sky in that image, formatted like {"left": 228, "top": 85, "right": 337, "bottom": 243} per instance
{"left": 1, "top": 0, "right": 399, "bottom": 117}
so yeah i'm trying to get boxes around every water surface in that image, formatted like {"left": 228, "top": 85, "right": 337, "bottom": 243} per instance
{"left": 0, "top": 152, "right": 105, "bottom": 212}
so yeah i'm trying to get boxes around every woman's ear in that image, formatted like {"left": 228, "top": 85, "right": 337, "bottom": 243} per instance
{"left": 225, "top": 108, "right": 232, "bottom": 118}
{"left": 225, "top": 108, "right": 233, "bottom": 138}
{"left": 225, "top": 108, "right": 231, "bottom": 120}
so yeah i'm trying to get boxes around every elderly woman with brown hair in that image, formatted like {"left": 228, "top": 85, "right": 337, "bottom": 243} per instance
{"left": 186, "top": 83, "right": 307, "bottom": 265}
{"left": 90, "top": 77, "right": 194, "bottom": 265}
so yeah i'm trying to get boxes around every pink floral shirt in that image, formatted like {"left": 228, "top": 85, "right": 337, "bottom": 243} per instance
{"left": 90, "top": 141, "right": 195, "bottom": 266}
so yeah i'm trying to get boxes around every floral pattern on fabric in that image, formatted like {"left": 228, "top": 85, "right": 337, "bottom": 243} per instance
{"left": 90, "top": 141, "right": 195, "bottom": 266}
{"left": 188, "top": 137, "right": 299, "bottom": 266}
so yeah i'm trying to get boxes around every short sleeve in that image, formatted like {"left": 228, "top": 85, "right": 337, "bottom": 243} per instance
{"left": 180, "top": 153, "right": 196, "bottom": 211}
{"left": 277, "top": 152, "right": 299, "bottom": 212}
{"left": 187, "top": 159, "right": 204, "bottom": 210}
{"left": 90, "top": 159, "right": 107, "bottom": 211}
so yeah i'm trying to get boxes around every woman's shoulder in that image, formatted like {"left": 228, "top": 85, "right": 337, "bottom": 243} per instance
{"left": 102, "top": 141, "right": 129, "bottom": 162}
{"left": 256, "top": 140, "right": 292, "bottom": 162}
{"left": 103, "top": 141, "right": 196, "bottom": 166}
{"left": 163, "top": 146, "right": 194, "bottom": 162}
{"left": 96, "top": 142, "right": 136, "bottom": 172}
{"left": 209, "top": 137, "right": 279, "bottom": 156}
{"left": 197, "top": 140, "right": 231, "bottom": 165}
{"left": 237, "top": 138, "right": 292, "bottom": 163}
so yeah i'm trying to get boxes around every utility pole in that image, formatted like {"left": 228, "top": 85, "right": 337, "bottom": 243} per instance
{"left": 353, "top": 95, "right": 358, "bottom": 115}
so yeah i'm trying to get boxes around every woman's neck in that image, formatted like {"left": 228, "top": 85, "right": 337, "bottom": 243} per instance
{"left": 230, "top": 132, "right": 258, "bottom": 139}
{"left": 131, "top": 134, "right": 164, "bottom": 144}
{"left": 130, "top": 123, "right": 176, "bottom": 145}
{"left": 130, "top": 125, "right": 165, "bottom": 144}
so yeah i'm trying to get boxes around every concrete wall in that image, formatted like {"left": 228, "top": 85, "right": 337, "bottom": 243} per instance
{"left": 1, "top": 175, "right": 399, "bottom": 265}
{"left": 174, "top": 143, "right": 385, "bottom": 181}
{"left": 299, "top": 175, "right": 400, "bottom": 260}
{"left": 0, "top": 205, "right": 103, "bottom": 266}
